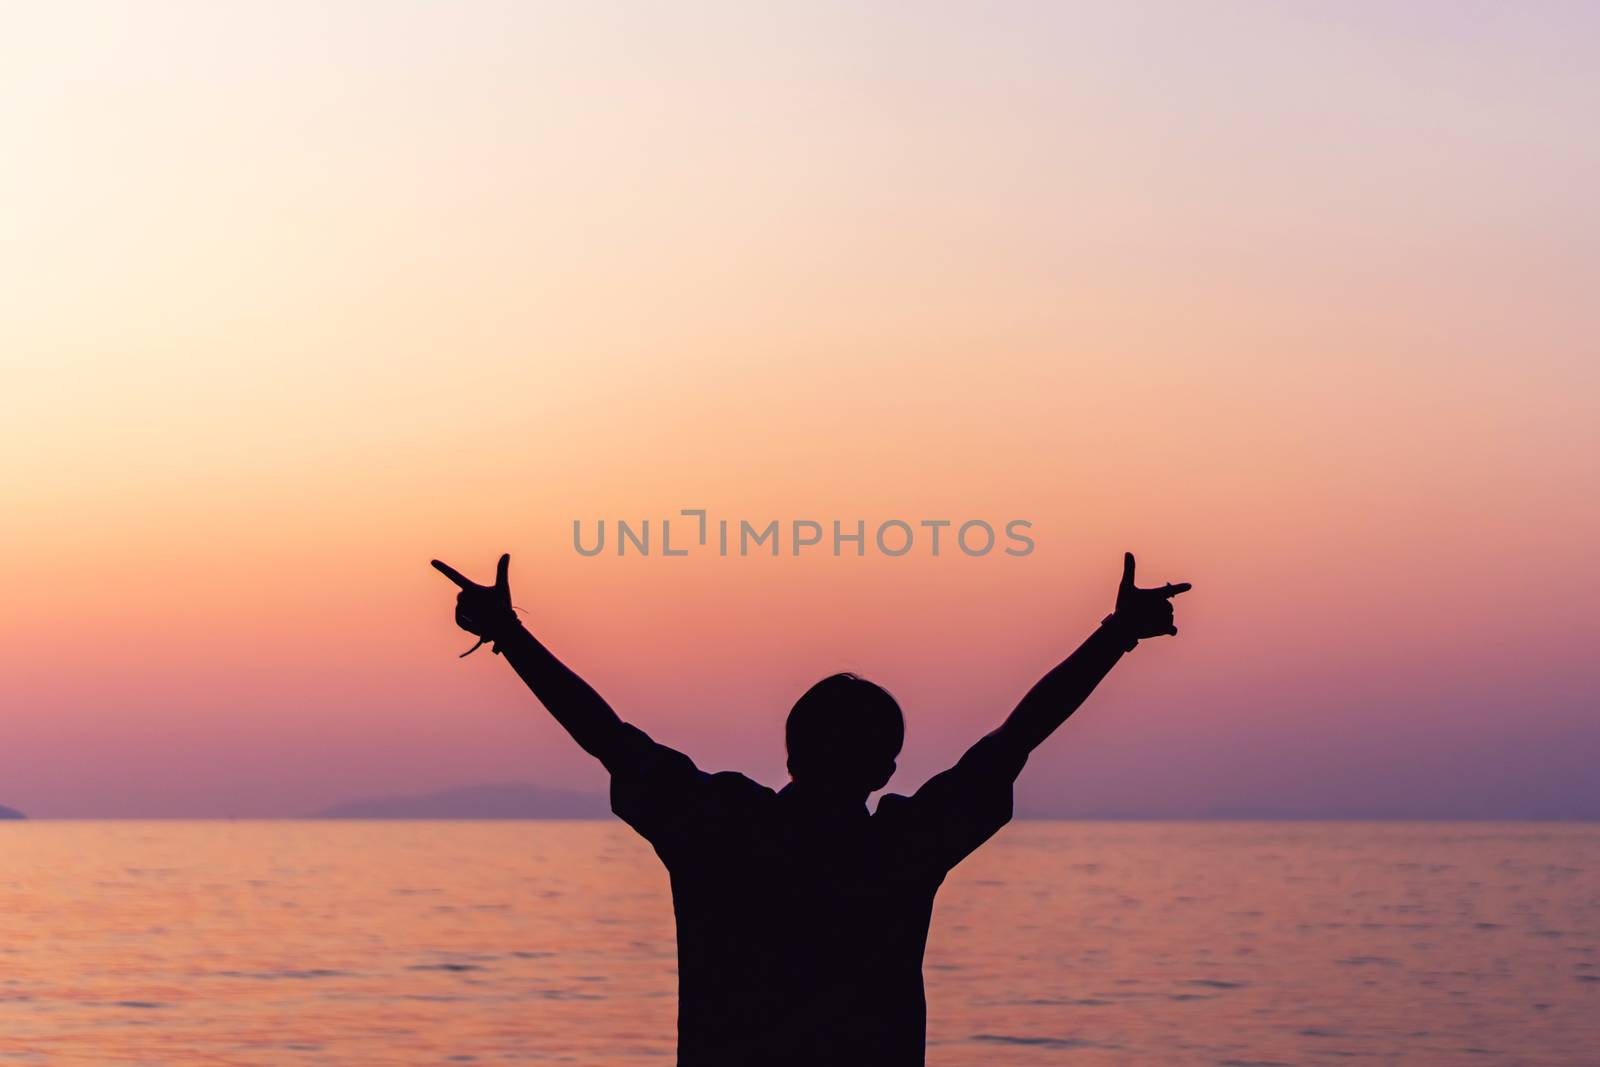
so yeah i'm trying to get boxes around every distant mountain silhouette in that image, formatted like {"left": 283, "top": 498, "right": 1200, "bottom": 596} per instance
{"left": 314, "top": 782, "right": 608, "bottom": 819}
{"left": 0, "top": 804, "right": 25, "bottom": 820}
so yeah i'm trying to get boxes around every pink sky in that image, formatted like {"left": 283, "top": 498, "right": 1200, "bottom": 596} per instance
{"left": 3, "top": 2, "right": 1597, "bottom": 816}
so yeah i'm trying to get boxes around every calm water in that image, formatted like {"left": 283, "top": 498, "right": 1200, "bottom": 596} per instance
{"left": 0, "top": 822, "right": 1595, "bottom": 1065}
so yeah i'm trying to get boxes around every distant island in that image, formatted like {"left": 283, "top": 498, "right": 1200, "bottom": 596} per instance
{"left": 314, "top": 782, "right": 608, "bottom": 819}
{"left": 0, "top": 804, "right": 25, "bottom": 820}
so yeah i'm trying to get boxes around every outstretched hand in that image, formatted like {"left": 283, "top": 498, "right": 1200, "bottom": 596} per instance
{"left": 431, "top": 553, "right": 518, "bottom": 657}
{"left": 1112, "top": 552, "right": 1191, "bottom": 640}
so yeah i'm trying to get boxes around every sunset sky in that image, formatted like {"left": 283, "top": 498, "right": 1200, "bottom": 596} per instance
{"left": 3, "top": 2, "right": 1596, "bottom": 817}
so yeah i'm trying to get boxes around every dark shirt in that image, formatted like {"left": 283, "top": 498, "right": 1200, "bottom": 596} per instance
{"left": 607, "top": 725, "right": 1028, "bottom": 1067}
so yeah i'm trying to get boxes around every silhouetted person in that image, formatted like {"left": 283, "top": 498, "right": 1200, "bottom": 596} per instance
{"left": 431, "top": 551, "right": 1189, "bottom": 1066}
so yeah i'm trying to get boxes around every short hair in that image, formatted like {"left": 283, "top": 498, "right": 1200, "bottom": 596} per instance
{"left": 785, "top": 673, "right": 904, "bottom": 785}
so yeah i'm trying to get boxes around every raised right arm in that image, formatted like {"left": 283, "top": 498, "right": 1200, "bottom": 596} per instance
{"left": 431, "top": 554, "right": 639, "bottom": 771}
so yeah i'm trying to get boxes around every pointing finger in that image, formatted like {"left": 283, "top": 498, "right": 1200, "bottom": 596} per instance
{"left": 431, "top": 559, "right": 474, "bottom": 590}
{"left": 1159, "top": 582, "right": 1193, "bottom": 598}
{"left": 495, "top": 553, "right": 510, "bottom": 590}
{"left": 1121, "top": 552, "right": 1136, "bottom": 590}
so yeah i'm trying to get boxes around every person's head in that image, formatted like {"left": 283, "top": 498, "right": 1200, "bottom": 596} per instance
{"left": 785, "top": 673, "right": 904, "bottom": 795}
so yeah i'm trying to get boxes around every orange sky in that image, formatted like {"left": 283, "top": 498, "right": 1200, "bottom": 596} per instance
{"left": 3, "top": 2, "right": 1597, "bottom": 816}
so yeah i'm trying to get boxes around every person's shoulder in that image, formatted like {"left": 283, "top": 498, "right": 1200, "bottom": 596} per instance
{"left": 707, "top": 770, "right": 776, "bottom": 800}
{"left": 707, "top": 770, "right": 774, "bottom": 794}
{"left": 871, "top": 791, "right": 914, "bottom": 818}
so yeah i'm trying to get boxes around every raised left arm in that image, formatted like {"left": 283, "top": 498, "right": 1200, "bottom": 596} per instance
{"left": 990, "top": 553, "right": 1190, "bottom": 756}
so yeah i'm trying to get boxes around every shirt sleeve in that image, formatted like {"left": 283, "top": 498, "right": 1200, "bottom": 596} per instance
{"left": 892, "top": 733, "right": 1030, "bottom": 873}
{"left": 606, "top": 722, "right": 749, "bottom": 861}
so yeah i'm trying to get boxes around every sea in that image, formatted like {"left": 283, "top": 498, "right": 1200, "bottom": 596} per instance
{"left": 1, "top": 821, "right": 1595, "bottom": 1065}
